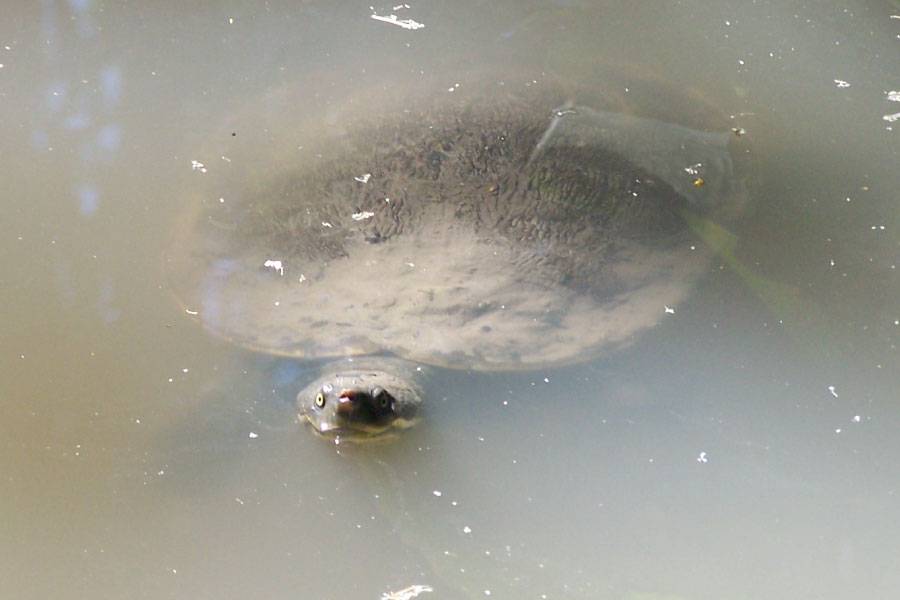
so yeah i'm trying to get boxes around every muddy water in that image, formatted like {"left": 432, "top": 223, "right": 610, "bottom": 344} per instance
{"left": 2, "top": 2, "right": 899, "bottom": 599}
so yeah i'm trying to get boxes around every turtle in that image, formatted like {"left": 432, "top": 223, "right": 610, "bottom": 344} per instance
{"left": 166, "top": 69, "right": 748, "bottom": 442}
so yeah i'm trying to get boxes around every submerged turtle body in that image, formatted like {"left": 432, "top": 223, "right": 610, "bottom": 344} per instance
{"left": 167, "top": 70, "right": 747, "bottom": 439}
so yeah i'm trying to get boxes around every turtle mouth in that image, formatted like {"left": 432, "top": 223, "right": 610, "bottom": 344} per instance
{"left": 305, "top": 419, "right": 401, "bottom": 443}
{"left": 301, "top": 410, "right": 411, "bottom": 443}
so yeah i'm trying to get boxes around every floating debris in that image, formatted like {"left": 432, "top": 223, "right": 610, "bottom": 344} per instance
{"left": 381, "top": 584, "right": 433, "bottom": 600}
{"left": 883, "top": 112, "right": 900, "bottom": 123}
{"left": 190, "top": 160, "right": 207, "bottom": 173}
{"left": 184, "top": 308, "right": 199, "bottom": 316}
{"left": 248, "top": 432, "right": 258, "bottom": 439}
{"left": 263, "top": 259, "right": 284, "bottom": 276}
{"left": 351, "top": 210, "right": 375, "bottom": 221}
{"left": 664, "top": 305, "right": 675, "bottom": 314}
{"left": 828, "top": 385, "right": 839, "bottom": 398}
{"left": 697, "top": 451, "right": 708, "bottom": 463}
{"left": 370, "top": 12, "right": 425, "bottom": 30}
{"left": 888, "top": 91, "right": 900, "bottom": 102}
{"left": 692, "top": 177, "right": 705, "bottom": 188}
{"left": 322, "top": 222, "right": 333, "bottom": 228}
{"left": 354, "top": 173, "right": 371, "bottom": 183}
{"left": 833, "top": 79, "right": 851, "bottom": 88}
{"left": 684, "top": 163, "right": 703, "bottom": 175}
{"left": 731, "top": 126, "right": 746, "bottom": 136}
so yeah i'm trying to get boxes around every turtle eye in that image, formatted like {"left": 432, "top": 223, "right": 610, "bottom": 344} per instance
{"left": 372, "top": 387, "right": 389, "bottom": 408}
{"left": 314, "top": 392, "right": 326, "bottom": 408}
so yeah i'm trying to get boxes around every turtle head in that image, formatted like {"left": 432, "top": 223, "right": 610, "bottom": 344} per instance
{"left": 297, "top": 363, "right": 423, "bottom": 442}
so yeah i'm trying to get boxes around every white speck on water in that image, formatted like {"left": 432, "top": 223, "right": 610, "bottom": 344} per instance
{"left": 406, "top": 262, "right": 415, "bottom": 268}
{"left": 221, "top": 156, "right": 231, "bottom": 162}
{"left": 432, "top": 490, "right": 442, "bottom": 497}
{"left": 135, "top": 419, "right": 141, "bottom": 424}
{"left": 684, "top": 163, "right": 703, "bottom": 175}
{"left": 218, "top": 197, "right": 225, "bottom": 203}
{"left": 447, "top": 83, "right": 460, "bottom": 93}
{"left": 185, "top": 308, "right": 199, "bottom": 315}
{"left": 228, "top": 16, "right": 234, "bottom": 24}
{"left": 274, "top": 301, "right": 280, "bottom": 307}
{"left": 828, "top": 385, "right": 839, "bottom": 398}
{"left": 834, "top": 79, "right": 851, "bottom": 88}
{"left": 370, "top": 12, "right": 425, "bottom": 30}
{"left": 870, "top": 225, "right": 886, "bottom": 230}
{"left": 190, "top": 160, "right": 207, "bottom": 173}
{"left": 451, "top": 500, "right": 458, "bottom": 506}
{"left": 835, "top": 428, "right": 842, "bottom": 434}
{"left": 380, "top": 584, "right": 434, "bottom": 600}
{"left": 852, "top": 415, "right": 861, "bottom": 423}
{"left": 543, "top": 377, "right": 550, "bottom": 383}
{"left": 664, "top": 305, "right": 675, "bottom": 314}
{"left": 883, "top": 113, "right": 900, "bottom": 123}
{"left": 298, "top": 274, "right": 307, "bottom": 283}
{"left": 462, "top": 526, "right": 472, "bottom": 534}
{"left": 322, "top": 222, "right": 333, "bottom": 228}
{"left": 248, "top": 432, "right": 258, "bottom": 439}
{"left": 697, "top": 451, "right": 708, "bottom": 463}
{"left": 167, "top": 378, "right": 174, "bottom": 383}
{"left": 354, "top": 173, "right": 371, "bottom": 183}
{"left": 888, "top": 91, "right": 900, "bottom": 102}
{"left": 264, "top": 259, "right": 284, "bottom": 275}
{"left": 235, "top": 497, "right": 244, "bottom": 505}
{"left": 182, "top": 368, "right": 189, "bottom": 374}
{"left": 484, "top": 591, "right": 491, "bottom": 596}
{"left": 351, "top": 210, "right": 375, "bottom": 221}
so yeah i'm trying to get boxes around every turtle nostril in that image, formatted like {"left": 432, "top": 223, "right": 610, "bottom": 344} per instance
{"left": 336, "top": 393, "right": 355, "bottom": 416}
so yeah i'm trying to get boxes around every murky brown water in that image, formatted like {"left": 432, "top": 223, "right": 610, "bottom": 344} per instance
{"left": 3, "top": 2, "right": 899, "bottom": 599}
